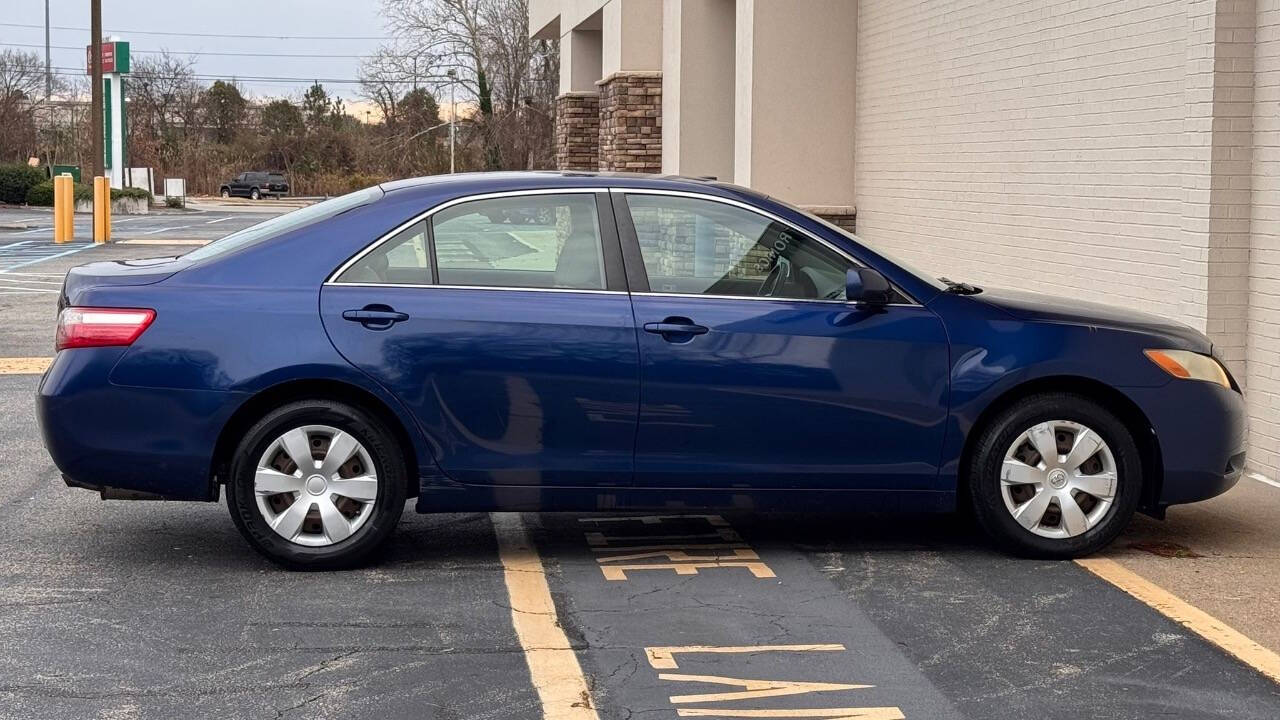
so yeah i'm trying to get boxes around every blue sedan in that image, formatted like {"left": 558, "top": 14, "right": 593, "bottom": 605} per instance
{"left": 37, "top": 173, "right": 1246, "bottom": 569}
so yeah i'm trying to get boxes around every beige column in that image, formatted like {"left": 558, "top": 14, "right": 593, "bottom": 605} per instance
{"left": 598, "top": 0, "right": 663, "bottom": 172}
{"left": 661, "top": 0, "right": 735, "bottom": 181}
{"left": 735, "top": 0, "right": 856, "bottom": 220}
{"left": 1179, "top": 0, "right": 1255, "bottom": 375}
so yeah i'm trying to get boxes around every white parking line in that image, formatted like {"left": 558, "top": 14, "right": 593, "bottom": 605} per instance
{"left": 1248, "top": 472, "right": 1280, "bottom": 489}
{"left": 0, "top": 277, "right": 63, "bottom": 287}
{"left": 1, "top": 244, "right": 95, "bottom": 271}
{"left": 0, "top": 240, "right": 34, "bottom": 250}
{"left": 205, "top": 217, "right": 232, "bottom": 224}
{"left": 141, "top": 225, "right": 193, "bottom": 235}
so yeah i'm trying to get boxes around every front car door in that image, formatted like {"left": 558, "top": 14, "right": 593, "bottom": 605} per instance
{"left": 616, "top": 190, "right": 950, "bottom": 493}
{"left": 321, "top": 189, "right": 638, "bottom": 488}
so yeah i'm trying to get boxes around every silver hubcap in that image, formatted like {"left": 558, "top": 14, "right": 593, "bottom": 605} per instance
{"left": 1000, "top": 420, "right": 1118, "bottom": 539}
{"left": 254, "top": 424, "right": 378, "bottom": 547}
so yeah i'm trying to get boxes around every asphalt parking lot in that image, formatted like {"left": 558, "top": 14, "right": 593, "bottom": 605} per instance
{"left": 1, "top": 235, "right": 1279, "bottom": 718}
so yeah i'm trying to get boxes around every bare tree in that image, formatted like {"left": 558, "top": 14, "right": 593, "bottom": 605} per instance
{"left": 380, "top": 0, "right": 557, "bottom": 170}
{"left": 0, "top": 49, "right": 64, "bottom": 162}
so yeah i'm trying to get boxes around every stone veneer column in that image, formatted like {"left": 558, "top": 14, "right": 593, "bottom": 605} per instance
{"left": 554, "top": 92, "right": 600, "bottom": 171}
{"left": 806, "top": 206, "right": 857, "bottom": 234}
{"left": 597, "top": 71, "right": 662, "bottom": 173}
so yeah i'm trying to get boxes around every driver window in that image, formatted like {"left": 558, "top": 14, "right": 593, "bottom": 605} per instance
{"left": 624, "top": 194, "right": 853, "bottom": 300}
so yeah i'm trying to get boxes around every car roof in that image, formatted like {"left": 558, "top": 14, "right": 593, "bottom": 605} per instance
{"left": 378, "top": 171, "right": 767, "bottom": 205}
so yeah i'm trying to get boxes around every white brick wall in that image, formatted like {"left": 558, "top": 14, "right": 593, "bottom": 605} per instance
{"left": 1249, "top": 0, "right": 1280, "bottom": 475}
{"left": 856, "top": 0, "right": 1279, "bottom": 480}
{"left": 856, "top": 0, "right": 1190, "bottom": 320}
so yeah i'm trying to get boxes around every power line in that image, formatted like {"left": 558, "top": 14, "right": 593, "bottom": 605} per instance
{"left": 0, "top": 21, "right": 389, "bottom": 41}
{"left": 3, "top": 41, "right": 377, "bottom": 59}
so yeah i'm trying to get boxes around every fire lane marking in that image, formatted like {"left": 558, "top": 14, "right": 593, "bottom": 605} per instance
{"left": 491, "top": 512, "right": 600, "bottom": 720}
{"left": 643, "top": 645, "right": 905, "bottom": 719}
{"left": 581, "top": 515, "right": 776, "bottom": 581}
{"left": 1077, "top": 557, "right": 1280, "bottom": 685}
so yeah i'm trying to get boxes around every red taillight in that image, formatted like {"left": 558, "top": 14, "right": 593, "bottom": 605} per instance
{"left": 56, "top": 307, "right": 156, "bottom": 351}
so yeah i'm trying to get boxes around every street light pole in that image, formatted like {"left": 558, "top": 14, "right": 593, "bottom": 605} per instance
{"left": 447, "top": 69, "right": 456, "bottom": 174}
{"left": 89, "top": 0, "right": 104, "bottom": 178}
{"left": 44, "top": 0, "right": 51, "bottom": 100}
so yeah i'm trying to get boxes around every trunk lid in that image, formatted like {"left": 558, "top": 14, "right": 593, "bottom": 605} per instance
{"left": 59, "top": 256, "right": 191, "bottom": 310}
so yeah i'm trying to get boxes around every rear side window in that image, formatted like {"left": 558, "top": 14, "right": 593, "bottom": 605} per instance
{"left": 334, "top": 221, "right": 430, "bottom": 285}
{"left": 433, "top": 194, "right": 604, "bottom": 290}
{"left": 337, "top": 193, "right": 606, "bottom": 290}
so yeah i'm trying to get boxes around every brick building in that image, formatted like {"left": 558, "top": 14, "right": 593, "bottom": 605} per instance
{"left": 531, "top": 0, "right": 1280, "bottom": 482}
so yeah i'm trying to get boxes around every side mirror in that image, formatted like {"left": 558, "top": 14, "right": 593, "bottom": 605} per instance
{"left": 846, "top": 267, "right": 892, "bottom": 306}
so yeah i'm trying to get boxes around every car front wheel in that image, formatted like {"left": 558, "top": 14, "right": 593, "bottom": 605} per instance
{"left": 220, "top": 188, "right": 230, "bottom": 198}
{"left": 968, "top": 392, "right": 1142, "bottom": 558}
{"left": 226, "top": 399, "right": 407, "bottom": 570}
{"left": 250, "top": 188, "right": 261, "bottom": 200}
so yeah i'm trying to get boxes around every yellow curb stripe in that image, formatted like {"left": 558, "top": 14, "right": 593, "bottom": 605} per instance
{"left": 492, "top": 512, "right": 600, "bottom": 719}
{"left": 1077, "top": 557, "right": 1280, "bottom": 685}
{"left": 0, "top": 357, "right": 52, "bottom": 375}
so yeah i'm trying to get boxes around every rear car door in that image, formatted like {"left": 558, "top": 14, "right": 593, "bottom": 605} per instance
{"left": 321, "top": 190, "right": 638, "bottom": 487}
{"left": 616, "top": 191, "right": 950, "bottom": 492}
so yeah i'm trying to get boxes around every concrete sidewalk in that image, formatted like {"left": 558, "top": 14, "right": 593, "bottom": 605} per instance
{"left": 1106, "top": 476, "right": 1280, "bottom": 654}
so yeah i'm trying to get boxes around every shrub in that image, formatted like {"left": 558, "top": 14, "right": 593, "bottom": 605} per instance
{"left": 0, "top": 164, "right": 48, "bottom": 205}
{"left": 25, "top": 180, "right": 54, "bottom": 206}
{"left": 165, "top": 196, "right": 184, "bottom": 208}
{"left": 112, "top": 187, "right": 153, "bottom": 202}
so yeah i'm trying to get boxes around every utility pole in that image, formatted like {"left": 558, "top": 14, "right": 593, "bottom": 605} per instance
{"left": 44, "top": 0, "right": 51, "bottom": 99}
{"left": 90, "top": 0, "right": 104, "bottom": 178}
{"left": 447, "top": 69, "right": 456, "bottom": 174}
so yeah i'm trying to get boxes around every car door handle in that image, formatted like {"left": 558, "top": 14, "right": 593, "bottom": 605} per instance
{"left": 643, "top": 318, "right": 708, "bottom": 339}
{"left": 342, "top": 307, "right": 409, "bottom": 328}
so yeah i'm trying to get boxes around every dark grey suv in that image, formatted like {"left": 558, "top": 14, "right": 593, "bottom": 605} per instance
{"left": 219, "top": 172, "right": 290, "bottom": 200}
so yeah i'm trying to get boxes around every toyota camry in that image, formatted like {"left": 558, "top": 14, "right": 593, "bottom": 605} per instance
{"left": 37, "top": 173, "right": 1246, "bottom": 569}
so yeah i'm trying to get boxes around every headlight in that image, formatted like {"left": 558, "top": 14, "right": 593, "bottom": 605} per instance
{"left": 1143, "top": 349, "right": 1231, "bottom": 388}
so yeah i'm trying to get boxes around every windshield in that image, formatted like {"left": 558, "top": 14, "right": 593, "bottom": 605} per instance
{"left": 778, "top": 199, "right": 949, "bottom": 293}
{"left": 183, "top": 186, "right": 383, "bottom": 263}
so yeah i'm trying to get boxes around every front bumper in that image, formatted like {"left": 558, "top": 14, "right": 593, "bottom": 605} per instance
{"left": 37, "top": 349, "right": 241, "bottom": 501}
{"left": 1122, "top": 378, "right": 1247, "bottom": 509}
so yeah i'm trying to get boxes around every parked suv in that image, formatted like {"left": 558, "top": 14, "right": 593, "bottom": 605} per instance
{"left": 219, "top": 172, "right": 289, "bottom": 200}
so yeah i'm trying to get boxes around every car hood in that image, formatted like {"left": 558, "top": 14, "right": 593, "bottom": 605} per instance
{"left": 973, "top": 286, "right": 1211, "bottom": 353}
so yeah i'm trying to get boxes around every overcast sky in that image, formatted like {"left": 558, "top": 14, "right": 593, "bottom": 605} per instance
{"left": 3, "top": 1, "right": 388, "bottom": 104}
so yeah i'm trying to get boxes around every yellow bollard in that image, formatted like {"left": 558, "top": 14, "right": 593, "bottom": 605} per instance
{"left": 52, "top": 174, "right": 70, "bottom": 244}
{"left": 93, "top": 176, "right": 111, "bottom": 244}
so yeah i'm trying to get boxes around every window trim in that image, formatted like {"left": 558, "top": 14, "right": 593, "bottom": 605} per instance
{"left": 325, "top": 186, "right": 919, "bottom": 306}
{"left": 326, "top": 187, "right": 623, "bottom": 292}
{"left": 610, "top": 188, "right": 921, "bottom": 307}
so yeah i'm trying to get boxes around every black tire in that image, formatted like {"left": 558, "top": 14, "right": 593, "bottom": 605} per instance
{"left": 226, "top": 399, "right": 407, "bottom": 570}
{"left": 220, "top": 188, "right": 230, "bottom": 198}
{"left": 250, "top": 188, "right": 261, "bottom": 200}
{"left": 968, "top": 392, "right": 1142, "bottom": 558}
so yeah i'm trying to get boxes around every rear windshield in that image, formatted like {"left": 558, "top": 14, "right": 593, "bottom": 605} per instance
{"left": 183, "top": 186, "right": 382, "bottom": 263}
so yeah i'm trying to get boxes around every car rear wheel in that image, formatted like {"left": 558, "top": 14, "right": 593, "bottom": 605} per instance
{"left": 220, "top": 188, "right": 230, "bottom": 198}
{"left": 250, "top": 188, "right": 261, "bottom": 200}
{"left": 226, "top": 399, "right": 406, "bottom": 570}
{"left": 968, "top": 393, "right": 1142, "bottom": 558}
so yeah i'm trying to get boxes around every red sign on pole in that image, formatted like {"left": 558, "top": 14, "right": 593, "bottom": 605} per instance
{"left": 85, "top": 41, "right": 129, "bottom": 74}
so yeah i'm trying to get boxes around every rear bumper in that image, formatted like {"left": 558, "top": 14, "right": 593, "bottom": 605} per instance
{"left": 37, "top": 349, "right": 242, "bottom": 501}
{"left": 1123, "top": 380, "right": 1247, "bottom": 508}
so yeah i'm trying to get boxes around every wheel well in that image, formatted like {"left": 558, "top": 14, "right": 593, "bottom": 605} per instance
{"left": 958, "top": 376, "right": 1163, "bottom": 512}
{"left": 210, "top": 379, "right": 421, "bottom": 498}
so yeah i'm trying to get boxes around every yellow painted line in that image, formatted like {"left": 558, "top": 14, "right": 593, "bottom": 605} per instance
{"left": 1077, "top": 557, "right": 1280, "bottom": 684}
{"left": 647, "top": 645, "right": 847, "bottom": 670}
{"left": 491, "top": 512, "right": 600, "bottom": 720}
{"left": 0, "top": 357, "right": 51, "bottom": 375}
{"left": 677, "top": 709, "right": 904, "bottom": 719}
